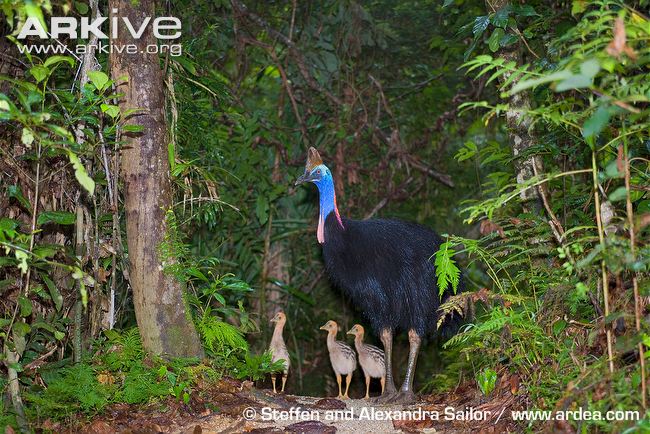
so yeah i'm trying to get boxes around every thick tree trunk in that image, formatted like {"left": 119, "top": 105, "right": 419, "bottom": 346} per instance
{"left": 109, "top": 0, "right": 203, "bottom": 357}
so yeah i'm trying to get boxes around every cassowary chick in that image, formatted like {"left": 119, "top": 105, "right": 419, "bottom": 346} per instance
{"left": 269, "top": 311, "right": 290, "bottom": 393}
{"left": 320, "top": 320, "right": 356, "bottom": 399}
{"left": 347, "top": 324, "right": 385, "bottom": 399}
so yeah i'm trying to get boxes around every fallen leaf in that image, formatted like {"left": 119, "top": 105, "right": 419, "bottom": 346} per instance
{"left": 480, "top": 219, "right": 505, "bottom": 238}
{"left": 509, "top": 374, "right": 520, "bottom": 395}
{"left": 606, "top": 18, "right": 637, "bottom": 60}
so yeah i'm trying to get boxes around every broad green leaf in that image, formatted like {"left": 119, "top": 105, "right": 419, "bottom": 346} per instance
{"left": 74, "top": 1, "right": 89, "bottom": 14}
{"left": 0, "top": 100, "right": 10, "bottom": 111}
{"left": 43, "top": 55, "right": 75, "bottom": 69}
{"left": 100, "top": 103, "right": 120, "bottom": 118}
{"left": 579, "top": 59, "right": 600, "bottom": 78}
{"left": 37, "top": 210, "right": 76, "bottom": 225}
{"left": 16, "top": 250, "right": 29, "bottom": 274}
{"left": 21, "top": 127, "right": 34, "bottom": 146}
{"left": 513, "top": 4, "right": 538, "bottom": 16}
{"left": 488, "top": 28, "right": 505, "bottom": 52}
{"left": 582, "top": 105, "right": 610, "bottom": 139}
{"left": 24, "top": 1, "right": 48, "bottom": 32}
{"left": 555, "top": 74, "right": 593, "bottom": 92}
{"left": 571, "top": 0, "right": 587, "bottom": 15}
{"left": 43, "top": 275, "right": 63, "bottom": 311}
{"left": 30, "top": 65, "right": 49, "bottom": 83}
{"left": 608, "top": 187, "right": 628, "bottom": 202}
{"left": 67, "top": 151, "right": 95, "bottom": 195}
{"left": 473, "top": 16, "right": 490, "bottom": 37}
{"left": 7, "top": 185, "right": 32, "bottom": 211}
{"left": 491, "top": 7, "right": 511, "bottom": 28}
{"left": 88, "top": 70, "right": 110, "bottom": 91}
{"left": 510, "top": 70, "right": 572, "bottom": 94}
{"left": 256, "top": 196, "right": 269, "bottom": 225}
{"left": 18, "top": 295, "right": 32, "bottom": 317}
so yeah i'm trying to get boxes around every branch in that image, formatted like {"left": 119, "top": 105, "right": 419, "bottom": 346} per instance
{"left": 230, "top": 0, "right": 343, "bottom": 106}
{"left": 404, "top": 154, "right": 454, "bottom": 188}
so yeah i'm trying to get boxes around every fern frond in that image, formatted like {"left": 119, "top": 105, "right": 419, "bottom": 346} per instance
{"left": 434, "top": 241, "right": 461, "bottom": 297}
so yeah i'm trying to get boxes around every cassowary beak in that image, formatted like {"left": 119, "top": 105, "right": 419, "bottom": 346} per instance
{"left": 295, "top": 172, "right": 313, "bottom": 186}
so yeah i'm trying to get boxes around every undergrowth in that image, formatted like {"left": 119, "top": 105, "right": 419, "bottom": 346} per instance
{"left": 10, "top": 327, "right": 280, "bottom": 426}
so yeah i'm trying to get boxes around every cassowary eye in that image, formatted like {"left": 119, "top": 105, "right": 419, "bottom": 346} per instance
{"left": 316, "top": 169, "right": 321, "bottom": 175}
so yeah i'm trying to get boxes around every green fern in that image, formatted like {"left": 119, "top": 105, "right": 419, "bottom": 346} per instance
{"left": 434, "top": 241, "right": 461, "bottom": 297}
{"left": 197, "top": 307, "right": 248, "bottom": 354}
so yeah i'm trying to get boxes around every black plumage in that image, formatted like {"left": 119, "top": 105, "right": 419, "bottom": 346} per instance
{"left": 322, "top": 214, "right": 463, "bottom": 338}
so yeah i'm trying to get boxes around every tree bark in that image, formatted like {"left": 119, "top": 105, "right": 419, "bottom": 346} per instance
{"left": 486, "top": 0, "right": 543, "bottom": 213}
{"left": 109, "top": 0, "right": 203, "bottom": 357}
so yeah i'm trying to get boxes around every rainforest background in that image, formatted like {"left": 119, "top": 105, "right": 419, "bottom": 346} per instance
{"left": 0, "top": 0, "right": 649, "bottom": 432}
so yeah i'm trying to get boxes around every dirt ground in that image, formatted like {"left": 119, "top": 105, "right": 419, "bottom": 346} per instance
{"left": 60, "top": 374, "right": 534, "bottom": 434}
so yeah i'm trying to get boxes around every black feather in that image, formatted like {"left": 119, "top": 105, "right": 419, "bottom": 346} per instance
{"left": 322, "top": 213, "right": 464, "bottom": 338}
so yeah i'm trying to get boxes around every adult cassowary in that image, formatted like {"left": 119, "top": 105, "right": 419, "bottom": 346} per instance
{"left": 295, "top": 147, "right": 462, "bottom": 404}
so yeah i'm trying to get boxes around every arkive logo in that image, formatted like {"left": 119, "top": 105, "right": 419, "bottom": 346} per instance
{"left": 14, "top": 10, "right": 183, "bottom": 56}
{"left": 16, "top": 10, "right": 181, "bottom": 40}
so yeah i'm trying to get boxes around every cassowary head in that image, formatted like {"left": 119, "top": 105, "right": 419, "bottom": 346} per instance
{"left": 295, "top": 147, "right": 333, "bottom": 188}
{"left": 346, "top": 324, "right": 365, "bottom": 338}
{"left": 319, "top": 320, "right": 338, "bottom": 333}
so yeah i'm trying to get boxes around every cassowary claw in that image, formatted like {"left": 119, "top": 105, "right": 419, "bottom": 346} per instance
{"left": 371, "top": 390, "right": 398, "bottom": 404}
{"left": 388, "top": 390, "right": 417, "bottom": 404}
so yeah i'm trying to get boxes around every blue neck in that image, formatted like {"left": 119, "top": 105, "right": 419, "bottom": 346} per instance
{"left": 317, "top": 176, "right": 337, "bottom": 220}
{"left": 313, "top": 170, "right": 343, "bottom": 243}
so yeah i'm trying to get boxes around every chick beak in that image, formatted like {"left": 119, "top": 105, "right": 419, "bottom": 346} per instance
{"left": 319, "top": 324, "right": 328, "bottom": 330}
{"left": 346, "top": 329, "right": 354, "bottom": 335}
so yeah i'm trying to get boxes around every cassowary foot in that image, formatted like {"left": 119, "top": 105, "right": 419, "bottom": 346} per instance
{"left": 371, "top": 390, "right": 398, "bottom": 404}
{"left": 387, "top": 390, "right": 417, "bottom": 404}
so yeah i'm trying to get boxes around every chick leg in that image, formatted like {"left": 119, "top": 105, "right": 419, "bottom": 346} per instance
{"left": 336, "top": 373, "right": 343, "bottom": 399}
{"left": 364, "top": 374, "right": 370, "bottom": 399}
{"left": 281, "top": 373, "right": 287, "bottom": 393}
{"left": 344, "top": 373, "right": 352, "bottom": 399}
{"left": 380, "top": 376, "right": 385, "bottom": 394}
{"left": 272, "top": 375, "right": 277, "bottom": 394}
{"left": 373, "top": 328, "right": 397, "bottom": 403}
{"left": 390, "top": 329, "right": 421, "bottom": 404}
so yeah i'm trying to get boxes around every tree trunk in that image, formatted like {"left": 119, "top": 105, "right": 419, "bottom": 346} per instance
{"left": 109, "top": 0, "right": 203, "bottom": 357}
{"left": 487, "top": 0, "right": 543, "bottom": 213}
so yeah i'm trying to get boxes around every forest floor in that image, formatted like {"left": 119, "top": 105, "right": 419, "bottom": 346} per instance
{"left": 60, "top": 373, "right": 535, "bottom": 434}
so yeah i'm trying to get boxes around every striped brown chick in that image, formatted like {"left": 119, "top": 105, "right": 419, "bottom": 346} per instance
{"left": 320, "top": 320, "right": 357, "bottom": 399}
{"left": 347, "top": 324, "right": 385, "bottom": 399}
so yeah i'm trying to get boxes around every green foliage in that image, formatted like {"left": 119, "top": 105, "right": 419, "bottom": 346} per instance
{"left": 476, "top": 368, "right": 497, "bottom": 396}
{"left": 226, "top": 351, "right": 286, "bottom": 382}
{"left": 196, "top": 307, "right": 248, "bottom": 354}
{"left": 25, "top": 364, "right": 110, "bottom": 419}
{"left": 434, "top": 241, "right": 461, "bottom": 297}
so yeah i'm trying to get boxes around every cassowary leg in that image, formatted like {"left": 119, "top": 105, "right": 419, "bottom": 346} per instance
{"left": 272, "top": 375, "right": 277, "bottom": 394}
{"left": 281, "top": 373, "right": 287, "bottom": 393}
{"left": 372, "top": 328, "right": 398, "bottom": 403}
{"left": 391, "top": 329, "right": 421, "bottom": 404}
